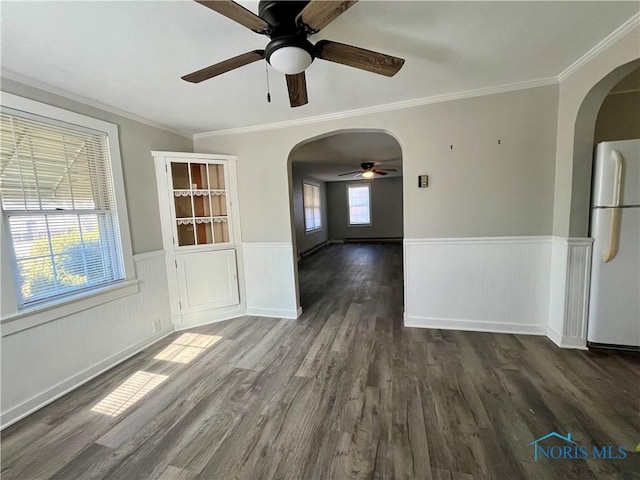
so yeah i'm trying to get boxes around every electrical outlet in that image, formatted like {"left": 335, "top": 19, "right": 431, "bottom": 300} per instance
{"left": 152, "top": 320, "right": 161, "bottom": 333}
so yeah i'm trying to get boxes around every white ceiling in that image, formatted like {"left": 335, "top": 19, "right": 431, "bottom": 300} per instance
{"left": 291, "top": 130, "right": 402, "bottom": 181}
{"left": 1, "top": 1, "right": 638, "bottom": 135}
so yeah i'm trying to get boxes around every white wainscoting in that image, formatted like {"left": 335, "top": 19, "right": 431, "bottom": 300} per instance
{"left": 404, "top": 237, "right": 552, "bottom": 335}
{"left": 547, "top": 237, "right": 593, "bottom": 349}
{"left": 242, "top": 242, "right": 301, "bottom": 319}
{"left": 0, "top": 251, "right": 173, "bottom": 428}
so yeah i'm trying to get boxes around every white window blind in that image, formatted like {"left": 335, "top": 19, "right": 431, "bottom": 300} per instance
{"left": 304, "top": 183, "right": 321, "bottom": 232}
{"left": 348, "top": 185, "right": 371, "bottom": 225}
{"left": 0, "top": 110, "right": 125, "bottom": 308}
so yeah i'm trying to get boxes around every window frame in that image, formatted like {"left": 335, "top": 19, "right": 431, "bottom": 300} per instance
{"left": 347, "top": 183, "right": 372, "bottom": 227}
{"left": 303, "top": 181, "right": 322, "bottom": 234}
{"left": 0, "top": 92, "right": 137, "bottom": 334}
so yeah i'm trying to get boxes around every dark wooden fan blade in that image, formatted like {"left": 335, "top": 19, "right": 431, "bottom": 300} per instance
{"left": 296, "top": 0, "right": 358, "bottom": 34}
{"left": 182, "top": 50, "right": 264, "bottom": 83}
{"left": 377, "top": 168, "right": 397, "bottom": 172}
{"left": 286, "top": 72, "right": 308, "bottom": 108}
{"left": 338, "top": 171, "right": 362, "bottom": 176}
{"left": 195, "top": 1, "right": 271, "bottom": 34}
{"left": 373, "top": 170, "right": 388, "bottom": 176}
{"left": 315, "top": 40, "right": 405, "bottom": 77}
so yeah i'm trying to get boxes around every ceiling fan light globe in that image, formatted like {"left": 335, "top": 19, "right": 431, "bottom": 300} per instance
{"left": 268, "top": 46, "right": 312, "bottom": 75}
{"left": 362, "top": 171, "right": 374, "bottom": 178}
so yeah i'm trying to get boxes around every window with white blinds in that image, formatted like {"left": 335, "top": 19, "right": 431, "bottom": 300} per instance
{"left": 348, "top": 184, "right": 371, "bottom": 225}
{"left": 0, "top": 109, "right": 126, "bottom": 308}
{"left": 303, "top": 182, "right": 321, "bottom": 232}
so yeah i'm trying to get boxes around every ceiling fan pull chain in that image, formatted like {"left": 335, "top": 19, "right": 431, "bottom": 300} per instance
{"left": 265, "top": 62, "right": 271, "bottom": 103}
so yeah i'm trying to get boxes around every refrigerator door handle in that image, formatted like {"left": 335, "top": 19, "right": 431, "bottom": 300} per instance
{"left": 610, "top": 149, "right": 624, "bottom": 207}
{"left": 603, "top": 150, "right": 624, "bottom": 263}
{"left": 602, "top": 207, "right": 621, "bottom": 263}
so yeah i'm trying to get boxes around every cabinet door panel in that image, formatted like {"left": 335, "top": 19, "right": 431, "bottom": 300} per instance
{"left": 176, "top": 249, "right": 239, "bottom": 313}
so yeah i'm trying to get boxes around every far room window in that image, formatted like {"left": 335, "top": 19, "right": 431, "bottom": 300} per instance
{"left": 303, "top": 182, "right": 321, "bottom": 233}
{"left": 348, "top": 184, "right": 371, "bottom": 225}
{"left": 0, "top": 96, "right": 132, "bottom": 310}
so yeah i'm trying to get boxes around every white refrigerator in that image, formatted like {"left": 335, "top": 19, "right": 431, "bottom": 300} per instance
{"left": 588, "top": 140, "right": 640, "bottom": 349}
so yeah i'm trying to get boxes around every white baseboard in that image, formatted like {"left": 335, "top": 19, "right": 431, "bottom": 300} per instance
{"left": 560, "top": 338, "right": 588, "bottom": 350}
{"left": 174, "top": 306, "right": 246, "bottom": 331}
{"left": 247, "top": 306, "right": 302, "bottom": 320}
{"left": 546, "top": 325, "right": 563, "bottom": 346}
{"left": 546, "top": 326, "right": 588, "bottom": 349}
{"left": 404, "top": 314, "right": 547, "bottom": 336}
{"left": 1, "top": 327, "right": 174, "bottom": 429}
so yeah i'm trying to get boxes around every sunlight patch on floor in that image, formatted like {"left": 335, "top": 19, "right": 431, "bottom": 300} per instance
{"left": 91, "top": 371, "right": 168, "bottom": 417}
{"left": 154, "top": 332, "right": 221, "bottom": 364}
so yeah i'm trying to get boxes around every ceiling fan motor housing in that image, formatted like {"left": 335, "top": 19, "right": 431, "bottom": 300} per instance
{"left": 259, "top": 1, "right": 310, "bottom": 36}
{"left": 361, "top": 162, "right": 375, "bottom": 170}
{"left": 260, "top": 1, "right": 315, "bottom": 71}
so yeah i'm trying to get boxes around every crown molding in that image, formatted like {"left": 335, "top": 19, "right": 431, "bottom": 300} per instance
{"left": 557, "top": 12, "right": 640, "bottom": 82}
{"left": 193, "top": 76, "right": 558, "bottom": 139}
{"left": 5, "top": 12, "right": 636, "bottom": 141}
{"left": 0, "top": 70, "right": 193, "bottom": 139}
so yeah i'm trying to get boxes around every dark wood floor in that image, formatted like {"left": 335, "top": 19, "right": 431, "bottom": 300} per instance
{"left": 2, "top": 243, "right": 639, "bottom": 480}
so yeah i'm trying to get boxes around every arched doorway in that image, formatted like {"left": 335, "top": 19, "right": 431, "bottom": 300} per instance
{"left": 566, "top": 59, "right": 640, "bottom": 236}
{"left": 543, "top": 39, "right": 638, "bottom": 349}
{"left": 286, "top": 129, "right": 403, "bottom": 315}
{"left": 580, "top": 63, "right": 640, "bottom": 349}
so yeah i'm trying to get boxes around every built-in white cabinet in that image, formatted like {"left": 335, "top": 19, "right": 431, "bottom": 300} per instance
{"left": 176, "top": 249, "right": 239, "bottom": 314}
{"left": 152, "top": 152, "right": 243, "bottom": 327}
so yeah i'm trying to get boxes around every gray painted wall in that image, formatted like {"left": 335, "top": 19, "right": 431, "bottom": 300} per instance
{"left": 195, "top": 84, "right": 558, "bottom": 241}
{"left": 1, "top": 79, "right": 193, "bottom": 254}
{"left": 291, "top": 166, "right": 328, "bottom": 256}
{"left": 327, "top": 177, "right": 403, "bottom": 240}
{"left": 594, "top": 92, "right": 640, "bottom": 143}
{"left": 551, "top": 28, "right": 638, "bottom": 238}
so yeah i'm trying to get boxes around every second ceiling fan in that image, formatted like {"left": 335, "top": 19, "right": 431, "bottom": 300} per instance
{"left": 339, "top": 162, "right": 397, "bottom": 178}
{"left": 182, "top": 0, "right": 406, "bottom": 107}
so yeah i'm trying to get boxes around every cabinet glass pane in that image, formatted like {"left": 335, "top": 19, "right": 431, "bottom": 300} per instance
{"left": 174, "top": 195, "right": 193, "bottom": 218}
{"left": 177, "top": 222, "right": 195, "bottom": 246}
{"left": 196, "top": 222, "right": 214, "bottom": 245}
{"left": 208, "top": 164, "right": 225, "bottom": 190}
{"left": 171, "top": 163, "right": 190, "bottom": 189}
{"left": 193, "top": 194, "right": 211, "bottom": 217}
{"left": 211, "top": 194, "right": 227, "bottom": 216}
{"left": 190, "top": 163, "right": 209, "bottom": 189}
{"left": 213, "top": 220, "right": 230, "bottom": 243}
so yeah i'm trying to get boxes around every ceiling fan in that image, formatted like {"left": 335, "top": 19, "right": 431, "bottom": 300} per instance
{"left": 338, "top": 162, "right": 397, "bottom": 178}
{"left": 182, "top": 0, "right": 405, "bottom": 107}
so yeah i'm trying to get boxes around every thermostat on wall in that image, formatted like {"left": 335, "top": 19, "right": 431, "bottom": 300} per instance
{"left": 418, "top": 175, "right": 429, "bottom": 188}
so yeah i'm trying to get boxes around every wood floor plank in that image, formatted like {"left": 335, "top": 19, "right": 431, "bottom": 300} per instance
{"left": 48, "top": 443, "right": 113, "bottom": 480}
{"left": 147, "top": 463, "right": 194, "bottom": 480}
{"left": 233, "top": 318, "right": 289, "bottom": 369}
{"left": 295, "top": 313, "right": 343, "bottom": 378}
{"left": 2, "top": 244, "right": 638, "bottom": 480}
